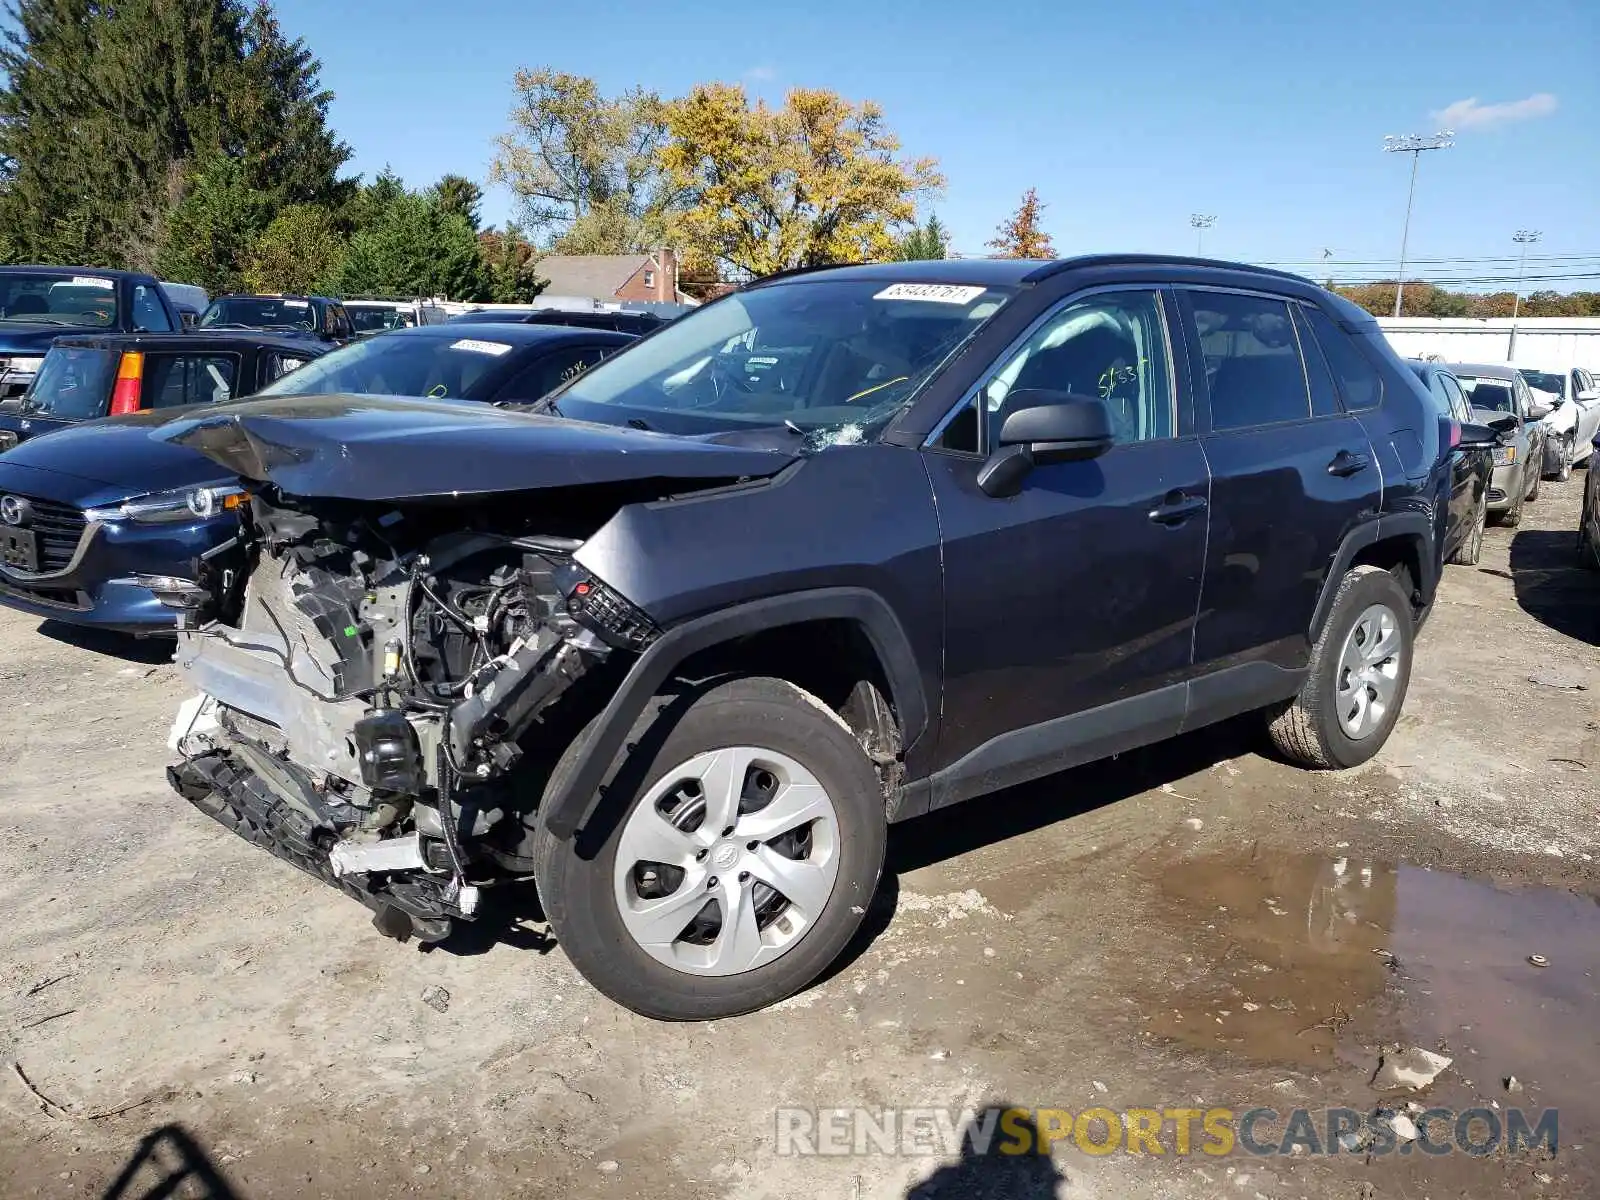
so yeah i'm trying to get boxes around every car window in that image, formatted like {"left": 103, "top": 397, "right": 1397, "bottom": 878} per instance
{"left": 967, "top": 289, "right": 1174, "bottom": 450}
{"left": 494, "top": 345, "right": 611, "bottom": 404}
{"left": 1186, "top": 291, "right": 1309, "bottom": 431}
{"left": 132, "top": 284, "right": 174, "bottom": 332}
{"left": 144, "top": 354, "right": 238, "bottom": 409}
{"left": 1291, "top": 306, "right": 1341, "bottom": 418}
{"left": 1300, "top": 307, "right": 1383, "bottom": 411}
{"left": 264, "top": 353, "right": 311, "bottom": 383}
{"left": 1440, "top": 373, "right": 1470, "bottom": 423}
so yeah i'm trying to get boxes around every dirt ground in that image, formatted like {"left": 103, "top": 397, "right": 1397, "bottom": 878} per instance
{"left": 1, "top": 472, "right": 1597, "bottom": 1200}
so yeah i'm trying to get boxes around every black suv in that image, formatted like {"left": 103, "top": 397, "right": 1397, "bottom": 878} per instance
{"left": 199, "top": 294, "right": 354, "bottom": 344}
{"left": 159, "top": 256, "right": 1485, "bottom": 1021}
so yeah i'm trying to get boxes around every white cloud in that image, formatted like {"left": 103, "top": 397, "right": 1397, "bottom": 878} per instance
{"left": 1430, "top": 92, "right": 1558, "bottom": 130}
{"left": 743, "top": 65, "right": 777, "bottom": 82}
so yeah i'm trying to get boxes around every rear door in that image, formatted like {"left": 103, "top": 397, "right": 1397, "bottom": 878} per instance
{"left": 1179, "top": 287, "right": 1382, "bottom": 707}
{"left": 923, "top": 285, "right": 1210, "bottom": 799}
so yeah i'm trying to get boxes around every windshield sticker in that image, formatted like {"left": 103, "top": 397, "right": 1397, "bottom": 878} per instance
{"left": 873, "top": 283, "right": 987, "bottom": 305}
{"left": 450, "top": 338, "right": 513, "bottom": 356}
{"left": 282, "top": 300, "right": 310, "bottom": 308}
{"left": 70, "top": 276, "right": 114, "bottom": 288}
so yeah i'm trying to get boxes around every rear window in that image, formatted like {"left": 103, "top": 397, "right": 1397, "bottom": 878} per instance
{"left": 347, "top": 305, "right": 414, "bottom": 334}
{"left": 201, "top": 296, "right": 316, "bottom": 332}
{"left": 1457, "top": 377, "right": 1516, "bottom": 413}
{"left": 20, "top": 346, "right": 118, "bottom": 419}
{"left": 254, "top": 332, "right": 508, "bottom": 400}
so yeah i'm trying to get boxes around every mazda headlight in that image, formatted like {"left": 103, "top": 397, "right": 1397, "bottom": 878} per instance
{"left": 1492, "top": 445, "right": 1517, "bottom": 467}
{"left": 87, "top": 485, "right": 245, "bottom": 525}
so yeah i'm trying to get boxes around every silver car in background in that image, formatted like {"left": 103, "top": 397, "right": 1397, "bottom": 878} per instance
{"left": 1518, "top": 365, "right": 1600, "bottom": 480}
{"left": 1448, "top": 362, "right": 1550, "bottom": 526}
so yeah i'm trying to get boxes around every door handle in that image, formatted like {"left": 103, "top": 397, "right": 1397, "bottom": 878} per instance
{"left": 1149, "top": 492, "right": 1207, "bottom": 525}
{"left": 1327, "top": 449, "right": 1370, "bottom": 477}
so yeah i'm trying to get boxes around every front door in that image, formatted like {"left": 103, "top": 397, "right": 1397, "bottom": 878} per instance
{"left": 1179, "top": 288, "right": 1383, "bottom": 701}
{"left": 923, "top": 286, "right": 1208, "bottom": 803}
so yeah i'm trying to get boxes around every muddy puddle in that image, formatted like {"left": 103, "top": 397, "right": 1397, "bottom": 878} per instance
{"left": 1134, "top": 843, "right": 1600, "bottom": 1130}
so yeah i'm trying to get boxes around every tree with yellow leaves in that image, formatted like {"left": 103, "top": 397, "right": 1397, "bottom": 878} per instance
{"left": 659, "top": 84, "right": 943, "bottom": 278}
{"left": 988, "top": 188, "right": 1057, "bottom": 260}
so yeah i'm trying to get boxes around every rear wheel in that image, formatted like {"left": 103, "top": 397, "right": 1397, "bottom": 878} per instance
{"left": 1268, "top": 566, "right": 1414, "bottom": 769}
{"left": 1449, "top": 489, "right": 1487, "bottom": 566}
{"left": 532, "top": 676, "right": 886, "bottom": 1020}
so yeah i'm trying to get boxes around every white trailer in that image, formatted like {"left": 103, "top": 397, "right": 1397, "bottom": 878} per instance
{"left": 1375, "top": 316, "right": 1600, "bottom": 370}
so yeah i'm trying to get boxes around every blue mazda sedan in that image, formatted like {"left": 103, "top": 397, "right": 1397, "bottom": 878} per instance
{"left": 0, "top": 323, "right": 633, "bottom": 633}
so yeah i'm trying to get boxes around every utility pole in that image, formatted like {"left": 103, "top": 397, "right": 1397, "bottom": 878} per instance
{"left": 1383, "top": 131, "right": 1454, "bottom": 316}
{"left": 1509, "top": 229, "right": 1541, "bottom": 361}
{"left": 1190, "top": 214, "right": 1216, "bottom": 256}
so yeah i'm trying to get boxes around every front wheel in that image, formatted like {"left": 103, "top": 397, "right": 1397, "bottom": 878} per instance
{"left": 532, "top": 676, "right": 886, "bottom": 1020}
{"left": 1555, "top": 436, "right": 1574, "bottom": 482}
{"left": 1267, "top": 566, "right": 1414, "bottom": 770}
{"left": 1528, "top": 462, "right": 1542, "bottom": 502}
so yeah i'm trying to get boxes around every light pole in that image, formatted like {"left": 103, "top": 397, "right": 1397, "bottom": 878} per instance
{"left": 1509, "top": 229, "right": 1541, "bottom": 361}
{"left": 1383, "top": 131, "right": 1454, "bottom": 316}
{"left": 1190, "top": 214, "right": 1216, "bottom": 256}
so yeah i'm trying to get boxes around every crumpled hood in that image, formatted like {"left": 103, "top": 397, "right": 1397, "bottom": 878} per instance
{"left": 154, "top": 393, "right": 800, "bottom": 500}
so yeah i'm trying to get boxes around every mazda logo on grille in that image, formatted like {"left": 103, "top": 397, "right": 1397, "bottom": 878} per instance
{"left": 0, "top": 495, "right": 31, "bottom": 526}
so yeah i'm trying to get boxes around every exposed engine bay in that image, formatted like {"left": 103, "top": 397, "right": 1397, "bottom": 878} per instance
{"left": 167, "top": 490, "right": 659, "bottom": 942}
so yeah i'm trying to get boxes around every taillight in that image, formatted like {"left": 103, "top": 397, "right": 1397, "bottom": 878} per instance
{"left": 109, "top": 351, "right": 143, "bottom": 415}
{"left": 1449, "top": 421, "right": 1462, "bottom": 449}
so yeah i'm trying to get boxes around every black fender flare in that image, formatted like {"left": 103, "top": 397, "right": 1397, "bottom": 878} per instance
{"left": 1309, "top": 512, "right": 1435, "bottom": 639}
{"left": 541, "top": 587, "right": 928, "bottom": 840}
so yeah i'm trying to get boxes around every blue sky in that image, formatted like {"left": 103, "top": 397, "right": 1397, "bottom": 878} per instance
{"left": 279, "top": 0, "right": 1598, "bottom": 287}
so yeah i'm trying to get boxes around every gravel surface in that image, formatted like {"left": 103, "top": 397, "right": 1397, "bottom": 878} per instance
{"left": 0, "top": 472, "right": 1595, "bottom": 1199}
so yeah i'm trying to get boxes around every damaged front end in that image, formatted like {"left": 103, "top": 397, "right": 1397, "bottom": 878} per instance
{"left": 167, "top": 489, "right": 658, "bottom": 943}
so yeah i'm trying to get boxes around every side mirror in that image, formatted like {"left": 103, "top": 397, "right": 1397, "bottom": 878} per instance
{"left": 1457, "top": 421, "right": 1503, "bottom": 451}
{"left": 1527, "top": 402, "right": 1552, "bottom": 421}
{"left": 977, "top": 391, "right": 1114, "bottom": 498}
{"left": 1579, "top": 389, "right": 1600, "bottom": 404}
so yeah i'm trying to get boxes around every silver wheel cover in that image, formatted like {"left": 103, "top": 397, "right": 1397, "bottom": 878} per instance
{"left": 1335, "top": 603, "right": 1403, "bottom": 740}
{"left": 612, "top": 747, "right": 842, "bottom": 976}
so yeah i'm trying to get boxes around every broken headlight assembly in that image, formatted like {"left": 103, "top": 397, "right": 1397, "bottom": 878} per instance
{"left": 87, "top": 484, "right": 247, "bottom": 524}
{"left": 555, "top": 564, "right": 658, "bottom": 650}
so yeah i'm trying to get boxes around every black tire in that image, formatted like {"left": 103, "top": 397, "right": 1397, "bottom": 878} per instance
{"left": 1556, "top": 437, "right": 1574, "bottom": 483}
{"left": 531, "top": 676, "right": 886, "bottom": 1021}
{"left": 1449, "top": 490, "right": 1486, "bottom": 566}
{"left": 1267, "top": 565, "right": 1414, "bottom": 770}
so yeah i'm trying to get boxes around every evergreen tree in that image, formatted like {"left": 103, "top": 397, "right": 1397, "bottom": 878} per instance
{"left": 894, "top": 214, "right": 950, "bottom": 261}
{"left": 434, "top": 174, "right": 483, "bottom": 230}
{"left": 243, "top": 203, "right": 345, "bottom": 293}
{"left": 155, "top": 152, "right": 272, "bottom": 294}
{"left": 335, "top": 188, "right": 491, "bottom": 301}
{"left": 0, "top": 0, "right": 350, "bottom": 269}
